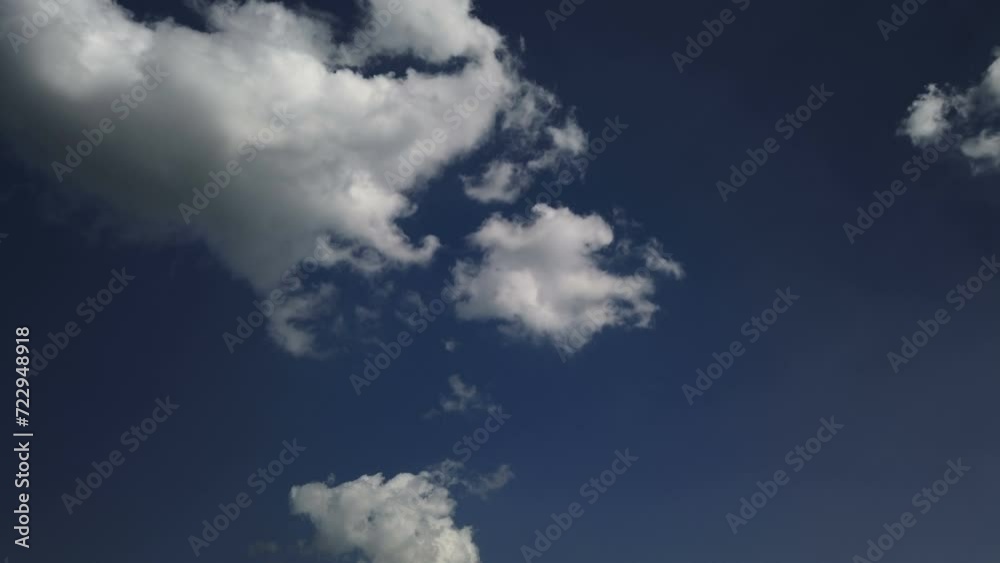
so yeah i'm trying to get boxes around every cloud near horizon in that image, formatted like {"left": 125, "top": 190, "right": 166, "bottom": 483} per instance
{"left": 289, "top": 459, "right": 513, "bottom": 563}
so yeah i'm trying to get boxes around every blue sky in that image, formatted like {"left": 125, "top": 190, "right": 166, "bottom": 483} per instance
{"left": 2, "top": 1, "right": 1000, "bottom": 562}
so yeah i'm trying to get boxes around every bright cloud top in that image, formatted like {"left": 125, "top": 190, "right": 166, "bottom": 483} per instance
{"left": 290, "top": 469, "right": 480, "bottom": 563}
{"left": 899, "top": 48, "right": 1000, "bottom": 171}
{"left": 1, "top": 0, "right": 581, "bottom": 354}
{"left": 450, "top": 204, "right": 684, "bottom": 355}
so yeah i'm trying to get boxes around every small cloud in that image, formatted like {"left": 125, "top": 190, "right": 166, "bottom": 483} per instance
{"left": 354, "top": 305, "right": 380, "bottom": 325}
{"left": 267, "top": 283, "right": 337, "bottom": 357}
{"left": 642, "top": 239, "right": 684, "bottom": 280}
{"left": 423, "top": 374, "right": 490, "bottom": 418}
{"left": 443, "top": 338, "right": 459, "bottom": 352}
{"left": 425, "top": 460, "right": 514, "bottom": 499}
{"left": 248, "top": 540, "right": 280, "bottom": 557}
{"left": 450, "top": 205, "right": 683, "bottom": 355}
{"left": 464, "top": 464, "right": 515, "bottom": 499}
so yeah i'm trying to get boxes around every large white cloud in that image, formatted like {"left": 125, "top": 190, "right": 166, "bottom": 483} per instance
{"left": 450, "top": 204, "right": 683, "bottom": 355}
{"left": 290, "top": 468, "right": 481, "bottom": 563}
{"left": 899, "top": 48, "right": 1000, "bottom": 171}
{"left": 0, "top": 0, "right": 580, "bottom": 354}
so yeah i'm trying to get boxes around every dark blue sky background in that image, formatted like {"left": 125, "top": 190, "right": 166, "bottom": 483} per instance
{"left": 2, "top": 0, "right": 999, "bottom": 562}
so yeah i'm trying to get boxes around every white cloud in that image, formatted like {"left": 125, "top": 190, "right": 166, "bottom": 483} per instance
{"left": 267, "top": 283, "right": 336, "bottom": 357}
{"left": 443, "top": 338, "right": 459, "bottom": 352}
{"left": 642, "top": 239, "right": 685, "bottom": 279}
{"left": 424, "top": 459, "right": 513, "bottom": 498}
{"left": 440, "top": 374, "right": 482, "bottom": 412}
{"left": 450, "top": 204, "right": 683, "bottom": 354}
{"left": 546, "top": 121, "right": 587, "bottom": 154}
{"left": 462, "top": 464, "right": 514, "bottom": 498}
{"left": 462, "top": 160, "right": 525, "bottom": 203}
{"left": 526, "top": 120, "right": 587, "bottom": 171}
{"left": 355, "top": 305, "right": 381, "bottom": 324}
{"left": 0, "top": 0, "right": 582, "bottom": 354}
{"left": 462, "top": 118, "right": 588, "bottom": 205}
{"left": 960, "top": 131, "right": 1000, "bottom": 168}
{"left": 354, "top": 0, "right": 501, "bottom": 64}
{"left": 899, "top": 48, "right": 1000, "bottom": 172}
{"left": 290, "top": 468, "right": 481, "bottom": 563}
{"left": 425, "top": 374, "right": 488, "bottom": 418}
{"left": 899, "top": 84, "right": 955, "bottom": 144}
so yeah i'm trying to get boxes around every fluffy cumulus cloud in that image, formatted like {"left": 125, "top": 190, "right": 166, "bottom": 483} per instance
{"left": 899, "top": 48, "right": 1000, "bottom": 171}
{"left": 290, "top": 468, "right": 481, "bottom": 563}
{"left": 450, "top": 204, "right": 684, "bottom": 355}
{"left": 0, "top": 0, "right": 582, "bottom": 354}
{"left": 900, "top": 85, "right": 958, "bottom": 144}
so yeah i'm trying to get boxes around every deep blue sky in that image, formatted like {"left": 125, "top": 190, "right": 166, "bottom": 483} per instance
{"left": 3, "top": 1, "right": 1000, "bottom": 562}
